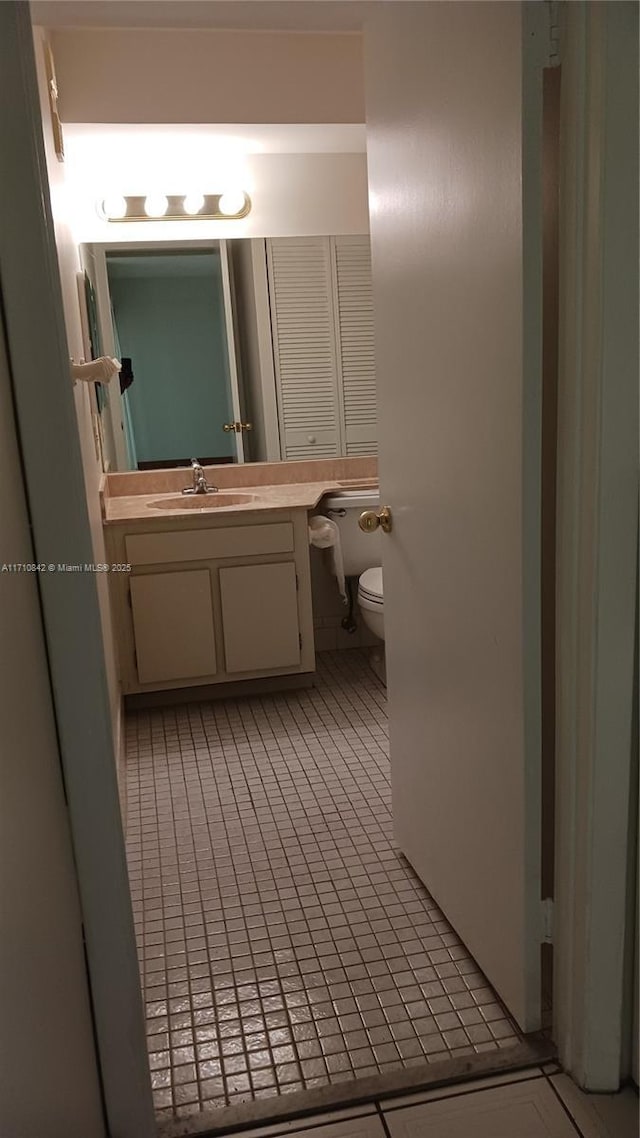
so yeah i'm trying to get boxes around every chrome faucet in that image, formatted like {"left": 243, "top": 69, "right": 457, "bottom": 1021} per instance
{"left": 182, "top": 458, "right": 218, "bottom": 495}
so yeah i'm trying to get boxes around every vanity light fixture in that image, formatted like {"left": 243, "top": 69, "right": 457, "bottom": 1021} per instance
{"left": 102, "top": 194, "right": 128, "bottom": 220}
{"left": 144, "top": 193, "right": 169, "bottom": 218}
{"left": 218, "top": 190, "right": 248, "bottom": 217}
{"left": 97, "top": 192, "right": 251, "bottom": 222}
{"left": 183, "top": 192, "right": 205, "bottom": 215}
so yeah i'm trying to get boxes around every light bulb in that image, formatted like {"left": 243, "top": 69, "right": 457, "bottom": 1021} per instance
{"left": 218, "top": 190, "right": 247, "bottom": 217}
{"left": 144, "top": 193, "right": 169, "bottom": 218}
{"left": 101, "top": 195, "right": 127, "bottom": 220}
{"left": 183, "top": 193, "right": 205, "bottom": 216}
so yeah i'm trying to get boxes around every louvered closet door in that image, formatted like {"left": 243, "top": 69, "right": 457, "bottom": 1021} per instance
{"left": 267, "top": 238, "right": 341, "bottom": 460}
{"left": 333, "top": 236, "right": 378, "bottom": 456}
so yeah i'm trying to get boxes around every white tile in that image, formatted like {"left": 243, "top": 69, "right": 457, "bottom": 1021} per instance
{"left": 126, "top": 649, "right": 522, "bottom": 1125}
{"left": 381, "top": 1065, "right": 545, "bottom": 1109}
{"left": 549, "top": 1073, "right": 639, "bottom": 1138}
{"left": 283, "top": 1120, "right": 385, "bottom": 1138}
{"left": 384, "top": 1077, "right": 580, "bottom": 1136}
{"left": 236, "top": 1106, "right": 383, "bottom": 1137}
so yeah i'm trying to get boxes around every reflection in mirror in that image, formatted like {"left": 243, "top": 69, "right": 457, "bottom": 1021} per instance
{"left": 82, "top": 235, "right": 377, "bottom": 472}
{"left": 81, "top": 270, "right": 108, "bottom": 436}
{"left": 106, "top": 248, "right": 240, "bottom": 470}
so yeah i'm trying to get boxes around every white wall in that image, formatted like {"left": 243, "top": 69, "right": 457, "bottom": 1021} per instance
{"left": 49, "top": 27, "right": 364, "bottom": 124}
{"left": 33, "top": 28, "right": 122, "bottom": 749}
{"left": 38, "top": 23, "right": 369, "bottom": 244}
{"left": 0, "top": 276, "right": 105, "bottom": 1138}
{"left": 64, "top": 150, "right": 370, "bottom": 243}
{"left": 310, "top": 549, "right": 379, "bottom": 652}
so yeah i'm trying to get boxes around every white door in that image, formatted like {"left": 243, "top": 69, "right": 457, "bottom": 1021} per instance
{"left": 266, "top": 236, "right": 378, "bottom": 461}
{"left": 365, "top": 3, "right": 542, "bottom": 1031}
{"left": 219, "top": 240, "right": 247, "bottom": 463}
{"left": 267, "top": 236, "right": 343, "bottom": 460}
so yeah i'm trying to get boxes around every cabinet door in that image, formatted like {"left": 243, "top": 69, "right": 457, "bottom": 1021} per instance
{"left": 220, "top": 562, "right": 301, "bottom": 674}
{"left": 130, "top": 569, "right": 217, "bottom": 684}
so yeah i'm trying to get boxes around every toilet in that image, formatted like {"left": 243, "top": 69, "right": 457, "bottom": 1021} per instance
{"left": 357, "top": 566, "right": 384, "bottom": 641}
{"left": 322, "top": 491, "right": 385, "bottom": 648}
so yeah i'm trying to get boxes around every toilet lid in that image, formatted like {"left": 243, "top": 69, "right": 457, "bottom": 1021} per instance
{"left": 358, "top": 566, "right": 383, "bottom": 602}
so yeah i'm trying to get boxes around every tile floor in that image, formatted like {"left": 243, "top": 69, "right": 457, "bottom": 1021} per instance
{"left": 125, "top": 649, "right": 523, "bottom": 1128}
{"left": 235, "top": 1067, "right": 639, "bottom": 1138}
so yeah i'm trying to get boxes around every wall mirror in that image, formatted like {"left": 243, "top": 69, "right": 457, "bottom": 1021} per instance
{"left": 81, "top": 234, "right": 377, "bottom": 472}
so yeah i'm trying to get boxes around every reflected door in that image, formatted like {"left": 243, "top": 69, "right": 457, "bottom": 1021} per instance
{"left": 89, "top": 243, "right": 246, "bottom": 470}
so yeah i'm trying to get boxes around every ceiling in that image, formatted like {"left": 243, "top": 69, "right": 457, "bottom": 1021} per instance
{"left": 65, "top": 123, "right": 367, "bottom": 155}
{"left": 30, "top": 1, "right": 381, "bottom": 32}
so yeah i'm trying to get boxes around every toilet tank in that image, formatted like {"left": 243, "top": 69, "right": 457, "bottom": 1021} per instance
{"left": 320, "top": 490, "right": 382, "bottom": 577}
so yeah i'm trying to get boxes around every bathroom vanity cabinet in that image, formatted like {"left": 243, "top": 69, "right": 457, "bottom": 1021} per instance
{"left": 104, "top": 508, "right": 315, "bottom": 694}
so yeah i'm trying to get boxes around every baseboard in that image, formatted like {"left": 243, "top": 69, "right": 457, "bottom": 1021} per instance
{"left": 314, "top": 617, "right": 380, "bottom": 652}
{"left": 115, "top": 697, "right": 127, "bottom": 826}
{"left": 368, "top": 646, "right": 387, "bottom": 685}
{"left": 124, "top": 671, "right": 316, "bottom": 711}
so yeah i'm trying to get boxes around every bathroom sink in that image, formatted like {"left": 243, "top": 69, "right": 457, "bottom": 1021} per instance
{"left": 147, "top": 493, "right": 257, "bottom": 510}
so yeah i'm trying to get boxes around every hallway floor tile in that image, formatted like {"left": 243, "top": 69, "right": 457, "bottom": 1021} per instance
{"left": 233, "top": 1074, "right": 638, "bottom": 1138}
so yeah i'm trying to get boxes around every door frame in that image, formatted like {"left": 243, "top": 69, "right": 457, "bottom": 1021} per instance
{"left": 219, "top": 238, "right": 247, "bottom": 462}
{"left": 82, "top": 243, "right": 130, "bottom": 471}
{"left": 0, "top": 7, "right": 155, "bottom": 1136}
{"left": 553, "top": 0, "right": 638, "bottom": 1091}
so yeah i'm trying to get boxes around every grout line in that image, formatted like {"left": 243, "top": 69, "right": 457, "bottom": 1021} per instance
{"left": 375, "top": 1100, "right": 394, "bottom": 1137}
{"left": 543, "top": 1071, "right": 590, "bottom": 1137}
{"left": 168, "top": 1103, "right": 382, "bottom": 1138}
{"left": 379, "top": 1066, "right": 549, "bottom": 1113}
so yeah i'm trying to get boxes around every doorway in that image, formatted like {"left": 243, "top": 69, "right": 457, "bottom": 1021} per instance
{"left": 2, "top": 4, "right": 633, "bottom": 1133}
{"left": 3, "top": 4, "right": 573, "bottom": 1133}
